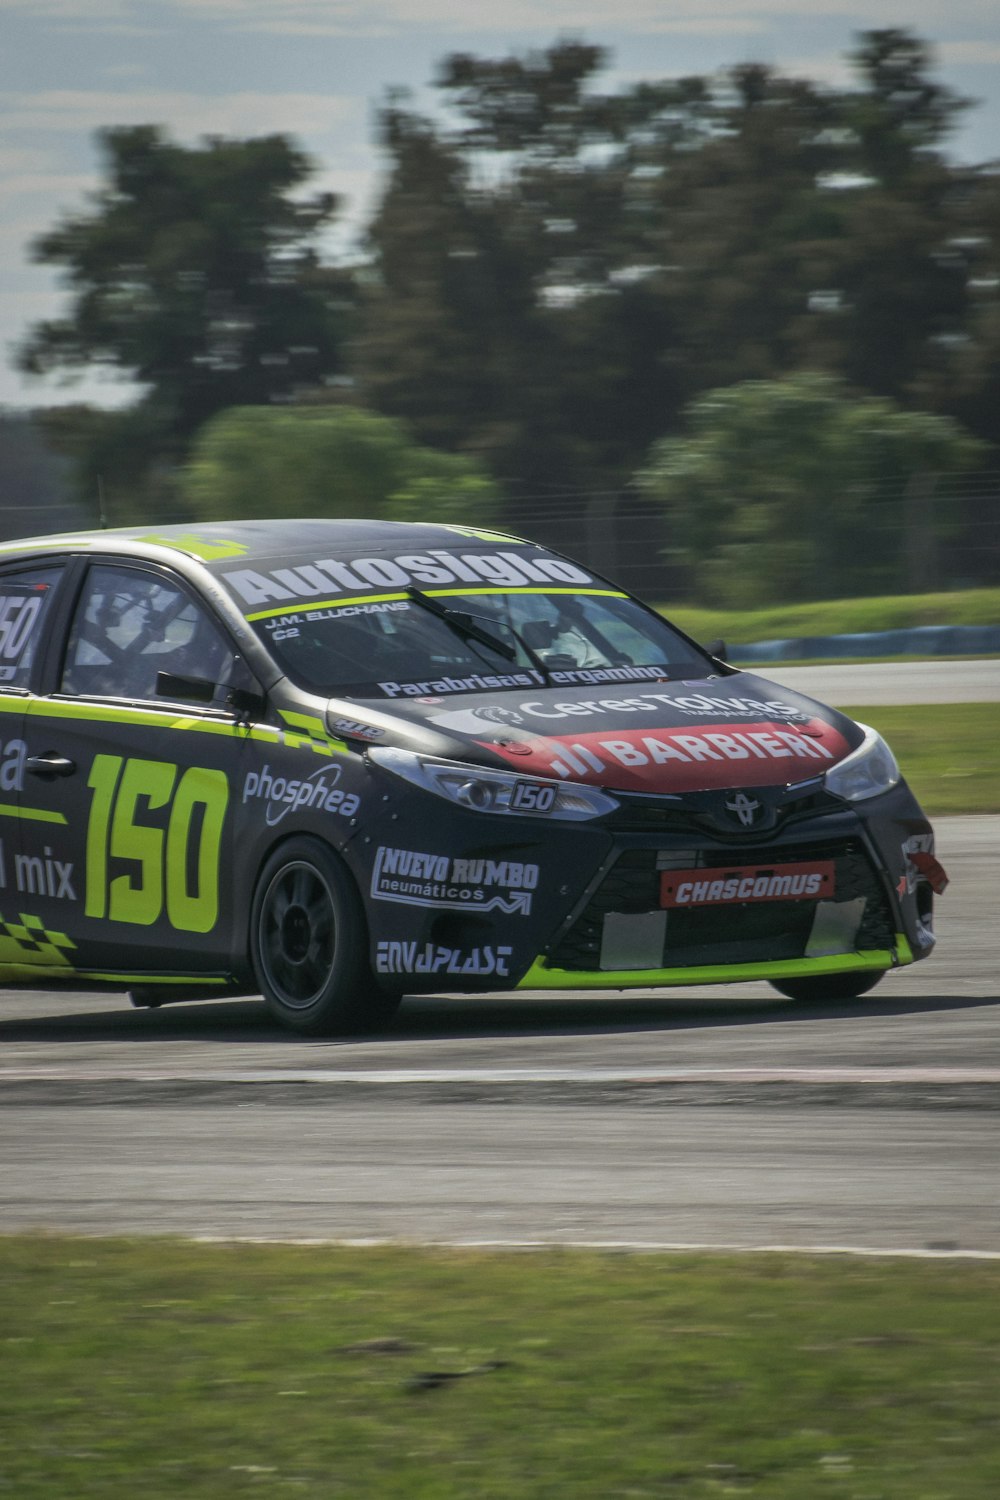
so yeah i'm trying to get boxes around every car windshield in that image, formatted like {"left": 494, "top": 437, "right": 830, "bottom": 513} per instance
{"left": 251, "top": 586, "right": 711, "bottom": 697}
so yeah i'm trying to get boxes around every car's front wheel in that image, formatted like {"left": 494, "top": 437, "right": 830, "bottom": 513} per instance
{"left": 251, "top": 836, "right": 401, "bottom": 1035}
{"left": 769, "top": 970, "right": 884, "bottom": 1003}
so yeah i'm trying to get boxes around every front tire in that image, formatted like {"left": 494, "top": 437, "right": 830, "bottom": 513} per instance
{"left": 251, "top": 836, "right": 401, "bottom": 1035}
{"left": 769, "top": 970, "right": 884, "bottom": 1003}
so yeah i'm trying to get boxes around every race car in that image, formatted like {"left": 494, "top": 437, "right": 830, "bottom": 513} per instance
{"left": 0, "top": 518, "right": 946, "bottom": 1033}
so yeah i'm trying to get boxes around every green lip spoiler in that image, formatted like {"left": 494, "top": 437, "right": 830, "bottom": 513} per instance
{"left": 517, "top": 936, "right": 913, "bottom": 990}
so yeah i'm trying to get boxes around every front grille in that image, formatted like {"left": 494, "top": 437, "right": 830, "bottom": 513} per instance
{"left": 548, "top": 838, "right": 895, "bottom": 972}
{"left": 604, "top": 787, "right": 840, "bottom": 838}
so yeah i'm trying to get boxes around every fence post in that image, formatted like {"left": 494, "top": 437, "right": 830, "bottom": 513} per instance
{"left": 585, "top": 492, "right": 620, "bottom": 580}
{"left": 903, "top": 472, "right": 937, "bottom": 594}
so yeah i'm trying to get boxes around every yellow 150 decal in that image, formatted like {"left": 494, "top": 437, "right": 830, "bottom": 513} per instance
{"left": 85, "top": 755, "right": 229, "bottom": 932}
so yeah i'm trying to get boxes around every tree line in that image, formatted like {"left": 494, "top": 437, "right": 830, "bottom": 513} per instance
{"left": 15, "top": 28, "right": 1000, "bottom": 604}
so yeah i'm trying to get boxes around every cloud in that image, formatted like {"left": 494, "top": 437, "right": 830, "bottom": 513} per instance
{"left": 0, "top": 90, "right": 360, "bottom": 140}
{"left": 765, "top": 51, "right": 856, "bottom": 90}
{"left": 0, "top": 288, "right": 67, "bottom": 319}
{"left": 0, "top": 172, "right": 97, "bottom": 207}
{"left": 0, "top": 0, "right": 127, "bottom": 15}
{"left": 100, "top": 63, "right": 152, "bottom": 78}
{"left": 153, "top": 0, "right": 1000, "bottom": 30}
{"left": 1, "top": 0, "right": 998, "bottom": 34}
{"left": 0, "top": 147, "right": 62, "bottom": 174}
{"left": 939, "top": 40, "right": 1000, "bottom": 65}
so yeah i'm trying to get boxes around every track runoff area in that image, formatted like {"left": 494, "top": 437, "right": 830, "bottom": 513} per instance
{"left": 3, "top": 651, "right": 997, "bottom": 1260}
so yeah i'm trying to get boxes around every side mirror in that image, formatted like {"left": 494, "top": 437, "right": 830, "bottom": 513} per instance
{"left": 227, "top": 684, "right": 267, "bottom": 720}
{"left": 705, "top": 638, "right": 728, "bottom": 662}
{"left": 156, "top": 670, "right": 215, "bottom": 703}
{"left": 156, "top": 665, "right": 266, "bottom": 720}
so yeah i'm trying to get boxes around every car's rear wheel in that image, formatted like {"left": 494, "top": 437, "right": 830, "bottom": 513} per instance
{"left": 769, "top": 970, "right": 884, "bottom": 1003}
{"left": 251, "top": 836, "right": 401, "bottom": 1035}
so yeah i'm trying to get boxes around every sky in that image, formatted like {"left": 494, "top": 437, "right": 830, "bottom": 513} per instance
{"left": 2, "top": 0, "right": 999, "bottom": 411}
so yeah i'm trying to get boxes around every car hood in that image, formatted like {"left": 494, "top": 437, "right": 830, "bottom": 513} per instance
{"left": 339, "top": 671, "right": 863, "bottom": 795}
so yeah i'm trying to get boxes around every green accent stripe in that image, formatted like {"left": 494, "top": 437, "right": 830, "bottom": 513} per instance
{"left": 0, "top": 803, "right": 69, "bottom": 825}
{"left": 246, "top": 586, "right": 627, "bottom": 624}
{"left": 0, "top": 964, "right": 81, "bottom": 981}
{"left": 83, "top": 973, "right": 231, "bottom": 986}
{"left": 138, "top": 533, "right": 249, "bottom": 562}
{"left": 24, "top": 698, "right": 283, "bottom": 743}
{"left": 428, "top": 587, "right": 626, "bottom": 599}
{"left": 517, "top": 937, "right": 915, "bottom": 991}
{"left": 0, "top": 539, "right": 95, "bottom": 558}
{"left": 0, "top": 966, "right": 232, "bottom": 985}
{"left": 438, "top": 525, "right": 527, "bottom": 543}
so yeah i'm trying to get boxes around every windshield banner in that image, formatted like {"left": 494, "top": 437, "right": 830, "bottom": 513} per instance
{"left": 223, "top": 548, "right": 598, "bottom": 611}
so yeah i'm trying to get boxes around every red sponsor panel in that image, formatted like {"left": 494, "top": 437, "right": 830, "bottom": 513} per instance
{"left": 660, "top": 860, "right": 836, "bottom": 908}
{"left": 481, "top": 719, "right": 852, "bottom": 792}
{"left": 907, "top": 848, "right": 949, "bottom": 894}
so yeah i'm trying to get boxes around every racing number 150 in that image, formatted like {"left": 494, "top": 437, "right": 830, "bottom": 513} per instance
{"left": 85, "top": 754, "right": 229, "bottom": 932}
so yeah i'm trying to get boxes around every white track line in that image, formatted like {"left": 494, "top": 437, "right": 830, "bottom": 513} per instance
{"left": 4, "top": 1065, "right": 1000, "bottom": 1084}
{"left": 187, "top": 1235, "right": 1000, "bottom": 1261}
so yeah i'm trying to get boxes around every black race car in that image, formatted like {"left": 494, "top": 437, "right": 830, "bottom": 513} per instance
{"left": 0, "top": 519, "right": 946, "bottom": 1032}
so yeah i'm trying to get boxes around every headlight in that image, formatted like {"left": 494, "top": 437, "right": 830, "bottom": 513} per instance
{"left": 824, "top": 724, "right": 900, "bottom": 802}
{"left": 367, "top": 746, "right": 619, "bottom": 821}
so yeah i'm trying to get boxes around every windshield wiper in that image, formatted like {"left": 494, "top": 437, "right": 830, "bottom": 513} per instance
{"left": 405, "top": 586, "right": 559, "bottom": 681}
{"left": 404, "top": 586, "right": 519, "bottom": 662}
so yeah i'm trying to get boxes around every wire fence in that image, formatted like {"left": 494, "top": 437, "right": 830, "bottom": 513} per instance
{"left": 496, "top": 471, "right": 1000, "bottom": 603}
{"left": 0, "top": 469, "right": 996, "bottom": 607}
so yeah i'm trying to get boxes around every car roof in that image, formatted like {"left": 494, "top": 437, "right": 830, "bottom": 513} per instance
{"left": 0, "top": 519, "right": 531, "bottom": 573}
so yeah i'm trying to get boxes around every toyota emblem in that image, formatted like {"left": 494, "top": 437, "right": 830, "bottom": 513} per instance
{"left": 725, "top": 792, "right": 762, "bottom": 827}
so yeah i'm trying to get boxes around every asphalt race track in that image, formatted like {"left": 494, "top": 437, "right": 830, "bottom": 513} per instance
{"left": 756, "top": 658, "right": 1000, "bottom": 706}
{"left": 1, "top": 811, "right": 997, "bottom": 1256}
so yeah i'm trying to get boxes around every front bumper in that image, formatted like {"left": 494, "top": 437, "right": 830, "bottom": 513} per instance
{"left": 354, "top": 769, "right": 937, "bottom": 994}
{"left": 519, "top": 779, "right": 935, "bottom": 991}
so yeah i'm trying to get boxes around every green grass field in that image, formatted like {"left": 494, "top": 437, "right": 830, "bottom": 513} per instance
{"left": 2, "top": 1236, "right": 999, "bottom": 1499}
{"left": 842, "top": 703, "right": 999, "bottom": 815}
{"left": 664, "top": 586, "right": 1000, "bottom": 649}
{"left": 4, "top": 597, "right": 996, "bottom": 1496}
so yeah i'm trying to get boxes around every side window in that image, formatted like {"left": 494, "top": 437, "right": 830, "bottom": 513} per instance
{"left": 0, "top": 567, "right": 62, "bottom": 690}
{"left": 61, "top": 565, "right": 233, "bottom": 704}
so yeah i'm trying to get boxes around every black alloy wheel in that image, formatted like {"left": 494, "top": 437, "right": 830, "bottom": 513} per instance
{"left": 251, "top": 836, "right": 401, "bottom": 1035}
{"left": 769, "top": 970, "right": 884, "bottom": 1003}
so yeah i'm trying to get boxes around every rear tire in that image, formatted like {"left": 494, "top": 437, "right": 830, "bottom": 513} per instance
{"left": 251, "top": 836, "right": 401, "bottom": 1035}
{"left": 769, "top": 970, "right": 884, "bottom": 1003}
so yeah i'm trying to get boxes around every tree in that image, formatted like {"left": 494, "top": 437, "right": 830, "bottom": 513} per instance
{"left": 359, "top": 29, "right": 985, "bottom": 515}
{"left": 943, "top": 162, "right": 1000, "bottom": 453}
{"left": 638, "top": 373, "right": 984, "bottom": 606}
{"left": 33, "top": 401, "right": 184, "bottom": 527}
{"left": 638, "top": 61, "right": 846, "bottom": 395}
{"left": 181, "top": 404, "right": 502, "bottom": 527}
{"left": 846, "top": 28, "right": 967, "bottom": 184}
{"left": 794, "top": 31, "right": 972, "bottom": 405}
{"left": 358, "top": 43, "right": 702, "bottom": 506}
{"left": 0, "top": 411, "right": 85, "bottom": 539}
{"left": 20, "top": 126, "right": 354, "bottom": 513}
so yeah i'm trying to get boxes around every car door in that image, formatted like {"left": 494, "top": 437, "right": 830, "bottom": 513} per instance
{"left": 22, "top": 557, "right": 251, "bottom": 983}
{"left": 0, "top": 561, "right": 68, "bottom": 979}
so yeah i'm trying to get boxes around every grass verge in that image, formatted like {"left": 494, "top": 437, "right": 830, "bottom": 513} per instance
{"left": 664, "top": 586, "right": 1000, "bottom": 648}
{"left": 840, "top": 703, "right": 999, "bottom": 815}
{"left": 2, "top": 1236, "right": 999, "bottom": 1499}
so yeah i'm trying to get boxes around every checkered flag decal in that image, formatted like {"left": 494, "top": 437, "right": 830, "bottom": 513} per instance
{"left": 0, "top": 912, "right": 77, "bottom": 968}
